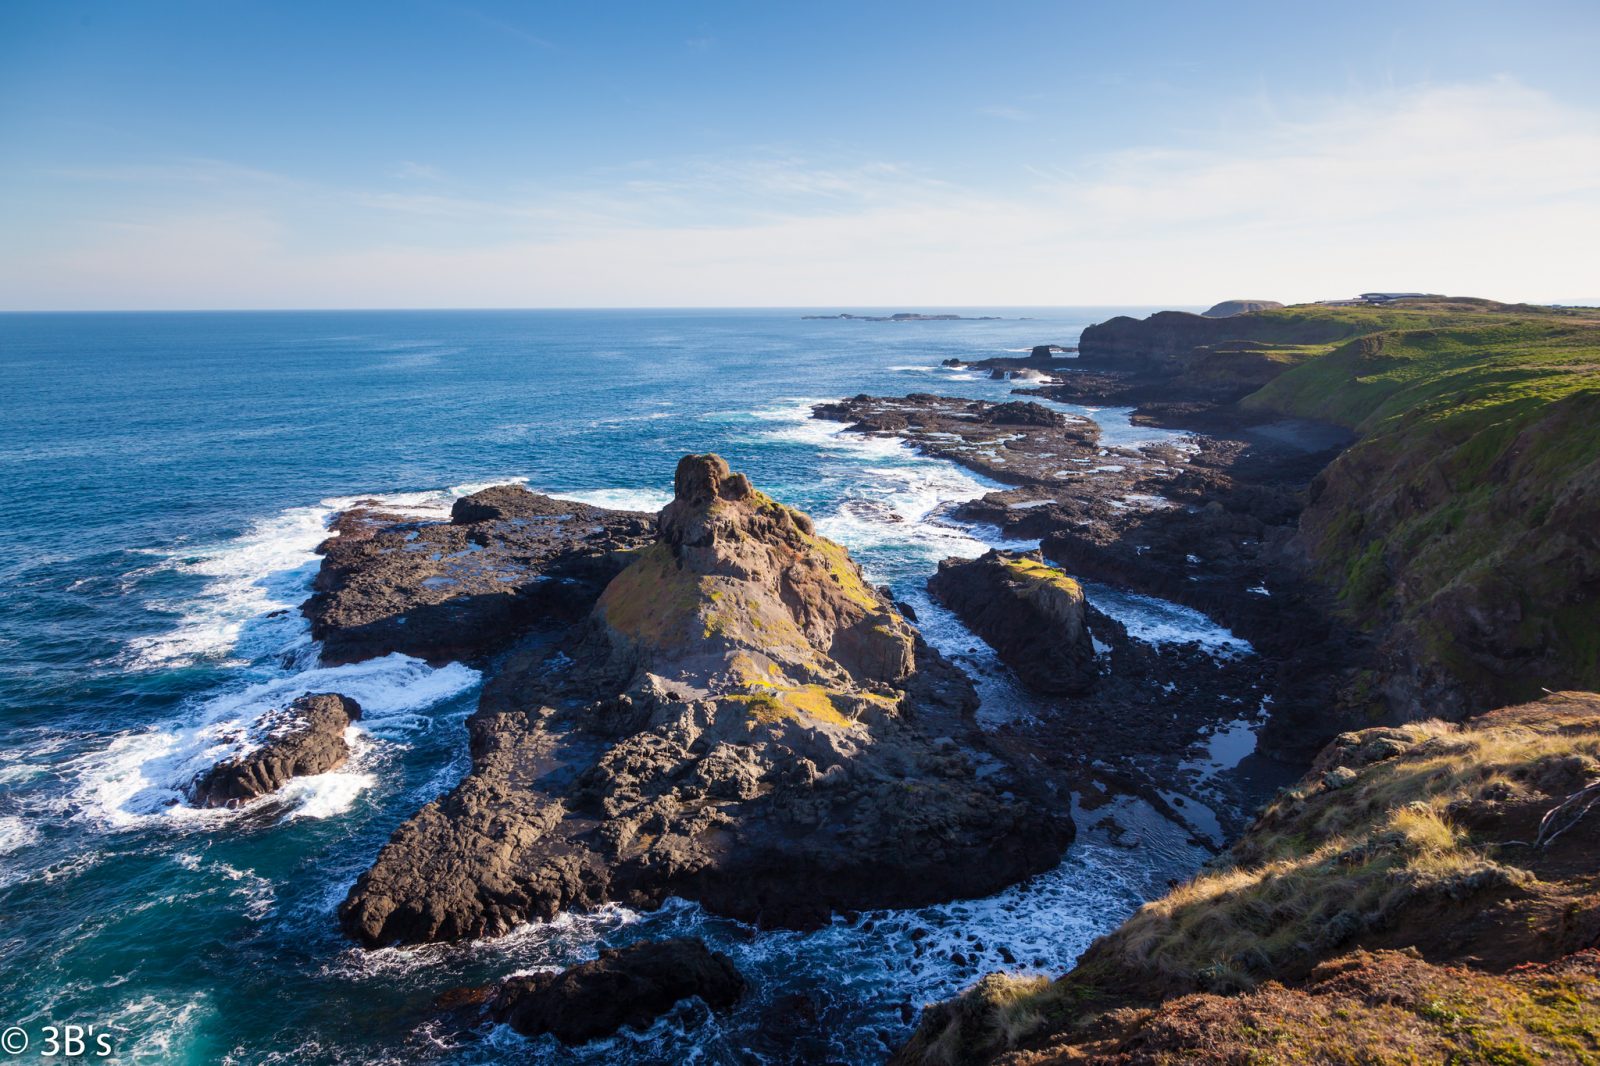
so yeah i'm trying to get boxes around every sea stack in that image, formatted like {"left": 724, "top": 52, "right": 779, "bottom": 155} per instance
{"left": 929, "top": 550, "right": 1097, "bottom": 695}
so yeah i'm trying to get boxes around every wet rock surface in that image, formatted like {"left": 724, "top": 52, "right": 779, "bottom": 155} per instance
{"left": 929, "top": 550, "right": 1096, "bottom": 695}
{"left": 813, "top": 390, "right": 1366, "bottom": 761}
{"left": 303, "top": 484, "right": 655, "bottom": 665}
{"left": 338, "top": 455, "right": 1072, "bottom": 947}
{"left": 190, "top": 693, "right": 362, "bottom": 808}
{"left": 488, "top": 938, "right": 746, "bottom": 1045}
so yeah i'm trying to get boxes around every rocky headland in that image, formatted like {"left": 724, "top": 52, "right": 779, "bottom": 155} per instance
{"left": 835, "top": 296, "right": 1600, "bottom": 1064}
{"left": 335, "top": 455, "right": 1071, "bottom": 947}
{"left": 1200, "top": 299, "right": 1284, "bottom": 318}
{"left": 896, "top": 692, "right": 1600, "bottom": 1064}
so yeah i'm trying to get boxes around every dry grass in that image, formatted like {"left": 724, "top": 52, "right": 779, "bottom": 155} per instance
{"left": 894, "top": 695, "right": 1600, "bottom": 1065}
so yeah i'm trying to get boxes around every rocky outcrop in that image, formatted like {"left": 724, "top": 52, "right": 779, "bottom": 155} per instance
{"left": 1202, "top": 299, "right": 1284, "bottom": 318}
{"left": 982, "top": 401, "right": 1065, "bottom": 427}
{"left": 339, "top": 455, "right": 1071, "bottom": 947}
{"left": 896, "top": 691, "right": 1600, "bottom": 1065}
{"left": 938, "top": 347, "right": 1076, "bottom": 381}
{"left": 304, "top": 484, "right": 654, "bottom": 664}
{"left": 929, "top": 551, "right": 1096, "bottom": 695}
{"left": 190, "top": 694, "right": 361, "bottom": 807}
{"left": 488, "top": 938, "right": 745, "bottom": 1045}
{"left": 1076, "top": 309, "right": 1357, "bottom": 374}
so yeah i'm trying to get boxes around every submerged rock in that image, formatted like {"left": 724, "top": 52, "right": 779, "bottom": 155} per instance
{"left": 489, "top": 938, "right": 745, "bottom": 1045}
{"left": 190, "top": 693, "right": 362, "bottom": 808}
{"left": 929, "top": 550, "right": 1097, "bottom": 695}
{"left": 304, "top": 484, "right": 654, "bottom": 664}
{"left": 339, "top": 455, "right": 1070, "bottom": 946}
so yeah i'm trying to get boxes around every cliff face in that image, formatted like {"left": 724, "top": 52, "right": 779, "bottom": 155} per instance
{"left": 338, "top": 455, "right": 1071, "bottom": 947}
{"left": 897, "top": 691, "right": 1600, "bottom": 1065}
{"left": 1245, "top": 319, "right": 1600, "bottom": 721}
{"left": 1072, "top": 300, "right": 1600, "bottom": 730}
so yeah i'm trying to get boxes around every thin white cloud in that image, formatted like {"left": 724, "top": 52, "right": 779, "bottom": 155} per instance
{"left": 5, "top": 79, "right": 1598, "bottom": 308}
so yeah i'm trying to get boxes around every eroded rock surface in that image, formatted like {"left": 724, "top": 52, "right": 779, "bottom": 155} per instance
{"left": 930, "top": 551, "right": 1096, "bottom": 695}
{"left": 339, "top": 455, "right": 1071, "bottom": 947}
{"left": 304, "top": 484, "right": 654, "bottom": 664}
{"left": 489, "top": 938, "right": 745, "bottom": 1045}
{"left": 190, "top": 693, "right": 362, "bottom": 808}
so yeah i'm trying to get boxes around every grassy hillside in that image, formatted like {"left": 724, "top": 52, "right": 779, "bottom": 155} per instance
{"left": 895, "top": 692, "right": 1600, "bottom": 1065}
{"left": 1235, "top": 302, "right": 1600, "bottom": 717}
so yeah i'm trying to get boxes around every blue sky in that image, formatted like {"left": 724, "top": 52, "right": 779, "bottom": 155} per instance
{"left": 2, "top": 0, "right": 1598, "bottom": 308}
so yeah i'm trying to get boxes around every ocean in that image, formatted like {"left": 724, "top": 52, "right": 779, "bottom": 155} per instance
{"left": 0, "top": 308, "right": 1239, "bottom": 1064}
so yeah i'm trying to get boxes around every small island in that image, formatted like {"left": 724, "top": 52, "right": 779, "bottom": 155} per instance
{"left": 800, "top": 312, "right": 1005, "bottom": 321}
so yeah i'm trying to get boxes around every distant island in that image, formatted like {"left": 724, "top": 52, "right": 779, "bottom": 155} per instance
{"left": 801, "top": 312, "right": 1005, "bottom": 321}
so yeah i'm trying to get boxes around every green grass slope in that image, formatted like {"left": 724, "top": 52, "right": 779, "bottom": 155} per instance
{"left": 1235, "top": 302, "right": 1600, "bottom": 717}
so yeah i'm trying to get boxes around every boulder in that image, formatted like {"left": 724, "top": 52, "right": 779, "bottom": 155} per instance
{"left": 929, "top": 550, "right": 1096, "bottom": 695}
{"left": 489, "top": 938, "right": 745, "bottom": 1044}
{"left": 190, "top": 694, "right": 361, "bottom": 807}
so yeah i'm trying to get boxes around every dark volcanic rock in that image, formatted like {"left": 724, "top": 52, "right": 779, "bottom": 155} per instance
{"left": 813, "top": 391, "right": 1368, "bottom": 763}
{"left": 339, "top": 455, "right": 1070, "bottom": 947}
{"left": 489, "top": 938, "right": 745, "bottom": 1045}
{"left": 929, "top": 551, "right": 1096, "bottom": 695}
{"left": 190, "top": 694, "right": 361, "bottom": 808}
{"left": 304, "top": 484, "right": 655, "bottom": 664}
{"left": 983, "top": 400, "right": 1065, "bottom": 427}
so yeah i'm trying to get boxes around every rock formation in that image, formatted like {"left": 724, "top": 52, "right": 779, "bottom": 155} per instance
{"left": 190, "top": 693, "right": 362, "bottom": 808}
{"left": 929, "top": 551, "right": 1097, "bottom": 695}
{"left": 338, "top": 455, "right": 1071, "bottom": 947}
{"left": 1201, "top": 299, "right": 1284, "bottom": 318}
{"left": 489, "top": 938, "right": 745, "bottom": 1045}
{"left": 303, "top": 484, "right": 654, "bottom": 664}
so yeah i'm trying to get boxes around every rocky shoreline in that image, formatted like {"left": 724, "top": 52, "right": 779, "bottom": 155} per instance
{"left": 270, "top": 439, "right": 1287, "bottom": 1048}
{"left": 217, "top": 296, "right": 1600, "bottom": 1060}
{"left": 812, "top": 390, "right": 1366, "bottom": 761}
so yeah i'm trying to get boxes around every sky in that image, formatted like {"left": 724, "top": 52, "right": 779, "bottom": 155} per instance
{"left": 2, "top": 0, "right": 1598, "bottom": 310}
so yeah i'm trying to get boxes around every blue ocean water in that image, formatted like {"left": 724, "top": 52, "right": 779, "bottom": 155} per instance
{"left": 0, "top": 309, "right": 1221, "bottom": 1064}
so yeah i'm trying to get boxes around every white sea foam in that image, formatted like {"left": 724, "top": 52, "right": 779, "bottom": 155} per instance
{"left": 68, "top": 654, "right": 480, "bottom": 829}
{"left": 345, "top": 833, "right": 1201, "bottom": 1066}
{"left": 0, "top": 815, "right": 40, "bottom": 887}
{"left": 0, "top": 816, "right": 37, "bottom": 855}
{"left": 123, "top": 485, "right": 478, "bottom": 671}
{"left": 555, "top": 488, "right": 672, "bottom": 513}
{"left": 1088, "top": 583, "right": 1254, "bottom": 656}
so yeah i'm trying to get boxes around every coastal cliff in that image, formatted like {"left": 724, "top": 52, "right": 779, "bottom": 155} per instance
{"left": 897, "top": 691, "right": 1600, "bottom": 1065}
{"left": 1064, "top": 298, "right": 1600, "bottom": 736}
